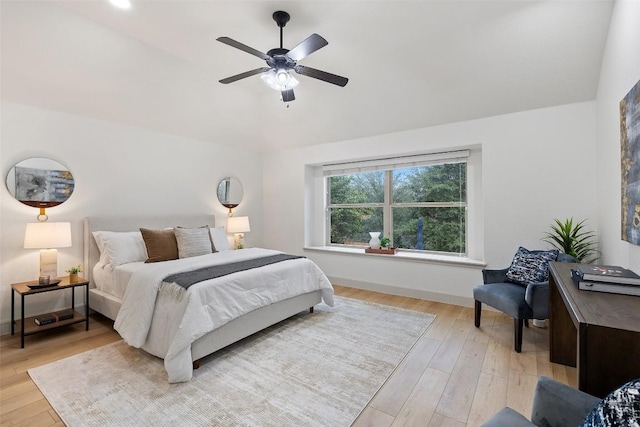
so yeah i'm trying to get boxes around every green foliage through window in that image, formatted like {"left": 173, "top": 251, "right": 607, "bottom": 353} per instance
{"left": 327, "top": 161, "right": 467, "bottom": 255}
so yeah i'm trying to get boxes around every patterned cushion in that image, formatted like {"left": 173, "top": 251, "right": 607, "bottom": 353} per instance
{"left": 174, "top": 226, "right": 214, "bottom": 258}
{"left": 579, "top": 379, "right": 640, "bottom": 426}
{"left": 505, "top": 247, "right": 559, "bottom": 286}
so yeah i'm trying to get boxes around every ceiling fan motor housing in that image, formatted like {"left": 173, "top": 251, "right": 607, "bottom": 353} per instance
{"left": 267, "top": 48, "right": 295, "bottom": 71}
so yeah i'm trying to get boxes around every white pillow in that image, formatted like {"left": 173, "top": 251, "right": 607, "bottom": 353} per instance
{"left": 174, "top": 227, "right": 213, "bottom": 258}
{"left": 209, "top": 227, "right": 231, "bottom": 251}
{"left": 92, "top": 231, "right": 147, "bottom": 266}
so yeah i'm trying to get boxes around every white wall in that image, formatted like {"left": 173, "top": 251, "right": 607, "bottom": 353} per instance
{"left": 263, "top": 102, "right": 599, "bottom": 305}
{"left": 0, "top": 102, "right": 263, "bottom": 329}
{"left": 595, "top": 0, "right": 640, "bottom": 271}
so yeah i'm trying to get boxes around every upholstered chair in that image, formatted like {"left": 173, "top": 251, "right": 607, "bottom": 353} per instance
{"left": 482, "top": 376, "right": 640, "bottom": 426}
{"left": 473, "top": 248, "right": 577, "bottom": 352}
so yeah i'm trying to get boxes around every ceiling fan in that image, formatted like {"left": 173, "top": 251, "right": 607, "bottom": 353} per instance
{"left": 217, "top": 11, "right": 348, "bottom": 103}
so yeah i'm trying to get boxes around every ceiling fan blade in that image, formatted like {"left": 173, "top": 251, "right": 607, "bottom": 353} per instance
{"left": 219, "top": 67, "right": 271, "bottom": 84}
{"left": 287, "top": 33, "right": 328, "bottom": 61}
{"left": 294, "top": 65, "right": 349, "bottom": 87}
{"left": 217, "top": 37, "right": 271, "bottom": 61}
{"left": 281, "top": 88, "right": 295, "bottom": 102}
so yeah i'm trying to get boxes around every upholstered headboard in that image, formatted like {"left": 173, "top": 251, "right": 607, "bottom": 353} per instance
{"left": 83, "top": 215, "right": 216, "bottom": 284}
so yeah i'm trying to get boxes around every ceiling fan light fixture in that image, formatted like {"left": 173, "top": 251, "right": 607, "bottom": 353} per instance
{"left": 261, "top": 69, "right": 299, "bottom": 91}
{"left": 276, "top": 69, "right": 290, "bottom": 85}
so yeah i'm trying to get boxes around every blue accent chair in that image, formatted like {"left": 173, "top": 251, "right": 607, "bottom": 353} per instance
{"left": 483, "top": 376, "right": 640, "bottom": 426}
{"left": 473, "top": 252, "right": 576, "bottom": 352}
{"left": 481, "top": 376, "right": 601, "bottom": 426}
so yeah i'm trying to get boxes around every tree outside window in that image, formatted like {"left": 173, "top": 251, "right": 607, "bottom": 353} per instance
{"left": 327, "top": 160, "right": 466, "bottom": 255}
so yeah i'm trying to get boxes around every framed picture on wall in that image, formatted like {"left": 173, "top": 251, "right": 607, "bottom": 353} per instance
{"left": 14, "top": 166, "right": 74, "bottom": 207}
{"left": 621, "top": 78, "right": 640, "bottom": 246}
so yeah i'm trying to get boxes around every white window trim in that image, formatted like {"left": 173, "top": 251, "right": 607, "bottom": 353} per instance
{"left": 303, "top": 245, "right": 486, "bottom": 268}
{"left": 325, "top": 151, "right": 469, "bottom": 255}
{"left": 304, "top": 146, "right": 483, "bottom": 264}
{"left": 322, "top": 150, "right": 470, "bottom": 176}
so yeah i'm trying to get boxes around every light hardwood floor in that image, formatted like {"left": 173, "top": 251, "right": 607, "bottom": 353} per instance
{"left": 0, "top": 285, "right": 576, "bottom": 426}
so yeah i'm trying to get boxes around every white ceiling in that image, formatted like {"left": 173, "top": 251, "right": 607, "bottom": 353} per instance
{"left": 1, "top": 0, "right": 613, "bottom": 152}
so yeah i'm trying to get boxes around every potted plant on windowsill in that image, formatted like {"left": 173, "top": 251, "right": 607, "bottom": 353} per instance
{"left": 365, "top": 236, "right": 397, "bottom": 255}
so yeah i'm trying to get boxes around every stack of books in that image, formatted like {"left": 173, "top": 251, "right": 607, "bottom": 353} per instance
{"left": 34, "top": 309, "right": 75, "bottom": 326}
{"left": 571, "top": 264, "right": 640, "bottom": 297}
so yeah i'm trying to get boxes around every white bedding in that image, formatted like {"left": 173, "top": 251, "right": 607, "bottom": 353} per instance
{"left": 113, "top": 248, "right": 334, "bottom": 383}
{"left": 92, "top": 261, "right": 142, "bottom": 299}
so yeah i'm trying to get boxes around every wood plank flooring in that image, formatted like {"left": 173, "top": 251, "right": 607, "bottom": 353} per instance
{"left": 0, "top": 285, "right": 576, "bottom": 426}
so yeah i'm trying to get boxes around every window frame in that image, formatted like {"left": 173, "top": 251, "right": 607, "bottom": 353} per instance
{"left": 324, "top": 151, "right": 469, "bottom": 256}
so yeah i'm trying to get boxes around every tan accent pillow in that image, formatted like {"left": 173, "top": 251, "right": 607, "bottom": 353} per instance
{"left": 140, "top": 228, "right": 178, "bottom": 263}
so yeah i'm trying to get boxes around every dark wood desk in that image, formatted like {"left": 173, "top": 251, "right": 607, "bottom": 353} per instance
{"left": 549, "top": 262, "right": 640, "bottom": 398}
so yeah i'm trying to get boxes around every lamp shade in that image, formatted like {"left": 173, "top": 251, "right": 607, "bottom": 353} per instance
{"left": 226, "top": 216, "right": 250, "bottom": 234}
{"left": 24, "top": 222, "right": 72, "bottom": 249}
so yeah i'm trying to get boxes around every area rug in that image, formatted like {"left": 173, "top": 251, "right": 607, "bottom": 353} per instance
{"left": 28, "top": 296, "right": 435, "bottom": 427}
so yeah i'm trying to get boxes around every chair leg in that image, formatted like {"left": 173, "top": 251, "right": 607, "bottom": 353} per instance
{"left": 474, "top": 300, "right": 481, "bottom": 327}
{"left": 514, "top": 318, "right": 523, "bottom": 353}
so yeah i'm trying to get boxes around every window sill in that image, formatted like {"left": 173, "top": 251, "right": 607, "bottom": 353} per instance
{"left": 303, "top": 246, "right": 486, "bottom": 268}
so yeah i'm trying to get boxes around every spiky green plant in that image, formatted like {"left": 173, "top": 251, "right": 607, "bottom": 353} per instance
{"left": 542, "top": 218, "right": 600, "bottom": 263}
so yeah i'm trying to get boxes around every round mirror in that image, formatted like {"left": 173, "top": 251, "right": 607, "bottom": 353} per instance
{"left": 6, "top": 157, "right": 75, "bottom": 208}
{"left": 217, "top": 177, "right": 243, "bottom": 214}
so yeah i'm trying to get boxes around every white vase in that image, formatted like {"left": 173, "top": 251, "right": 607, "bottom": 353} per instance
{"left": 368, "top": 232, "right": 381, "bottom": 250}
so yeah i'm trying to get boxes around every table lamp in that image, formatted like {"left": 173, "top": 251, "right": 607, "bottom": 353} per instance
{"left": 24, "top": 222, "right": 72, "bottom": 279}
{"left": 226, "top": 216, "right": 250, "bottom": 249}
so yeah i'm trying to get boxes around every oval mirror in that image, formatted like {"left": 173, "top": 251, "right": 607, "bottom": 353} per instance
{"left": 6, "top": 157, "right": 75, "bottom": 208}
{"left": 217, "top": 177, "right": 243, "bottom": 215}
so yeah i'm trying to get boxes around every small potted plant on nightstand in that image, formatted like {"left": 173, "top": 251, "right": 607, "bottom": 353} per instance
{"left": 66, "top": 265, "right": 82, "bottom": 283}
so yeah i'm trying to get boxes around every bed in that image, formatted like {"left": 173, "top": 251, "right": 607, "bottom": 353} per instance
{"left": 83, "top": 215, "right": 334, "bottom": 383}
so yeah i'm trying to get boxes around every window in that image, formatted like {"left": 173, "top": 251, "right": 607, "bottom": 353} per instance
{"left": 325, "top": 151, "right": 468, "bottom": 255}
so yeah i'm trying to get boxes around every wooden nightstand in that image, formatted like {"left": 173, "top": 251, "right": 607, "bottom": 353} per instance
{"left": 11, "top": 275, "right": 90, "bottom": 348}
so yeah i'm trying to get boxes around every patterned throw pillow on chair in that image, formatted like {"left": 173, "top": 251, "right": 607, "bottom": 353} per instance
{"left": 579, "top": 378, "right": 640, "bottom": 426}
{"left": 505, "top": 247, "right": 559, "bottom": 286}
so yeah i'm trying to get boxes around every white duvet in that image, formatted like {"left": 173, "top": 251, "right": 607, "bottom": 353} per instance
{"left": 114, "top": 248, "right": 334, "bottom": 383}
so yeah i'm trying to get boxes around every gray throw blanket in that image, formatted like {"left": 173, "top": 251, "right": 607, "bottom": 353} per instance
{"left": 164, "top": 254, "right": 304, "bottom": 290}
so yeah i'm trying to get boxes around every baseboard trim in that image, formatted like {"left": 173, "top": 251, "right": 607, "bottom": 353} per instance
{"left": 329, "top": 277, "right": 474, "bottom": 308}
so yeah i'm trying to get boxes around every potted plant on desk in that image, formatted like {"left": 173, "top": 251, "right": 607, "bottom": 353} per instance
{"left": 542, "top": 218, "right": 600, "bottom": 263}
